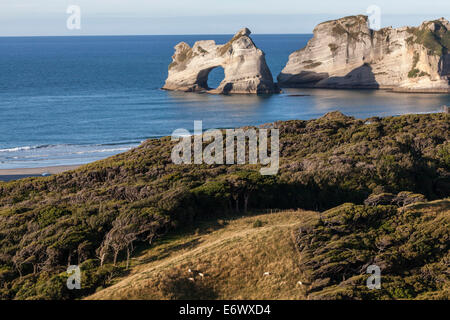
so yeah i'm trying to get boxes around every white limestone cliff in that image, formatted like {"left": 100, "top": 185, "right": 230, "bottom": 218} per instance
{"left": 163, "top": 28, "right": 280, "bottom": 94}
{"left": 278, "top": 16, "right": 450, "bottom": 93}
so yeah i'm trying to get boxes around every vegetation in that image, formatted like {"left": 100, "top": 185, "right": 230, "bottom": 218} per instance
{"left": 407, "top": 52, "right": 430, "bottom": 78}
{"left": 304, "top": 62, "right": 323, "bottom": 69}
{"left": 218, "top": 31, "right": 249, "bottom": 56}
{"left": 407, "top": 20, "right": 449, "bottom": 56}
{"left": 332, "top": 24, "right": 349, "bottom": 37}
{"left": 329, "top": 16, "right": 367, "bottom": 41}
{"left": 296, "top": 199, "right": 449, "bottom": 300}
{"left": 0, "top": 112, "right": 448, "bottom": 299}
{"left": 196, "top": 46, "right": 208, "bottom": 54}
{"left": 168, "top": 43, "right": 197, "bottom": 71}
{"left": 328, "top": 43, "right": 339, "bottom": 54}
{"left": 89, "top": 200, "right": 448, "bottom": 300}
{"left": 87, "top": 210, "right": 310, "bottom": 300}
{"left": 408, "top": 52, "right": 420, "bottom": 78}
{"left": 408, "top": 68, "right": 421, "bottom": 78}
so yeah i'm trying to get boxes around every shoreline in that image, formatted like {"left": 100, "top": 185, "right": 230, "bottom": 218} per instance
{"left": 1, "top": 110, "right": 448, "bottom": 183}
{"left": 0, "top": 165, "right": 82, "bottom": 182}
{"left": 277, "top": 85, "right": 450, "bottom": 94}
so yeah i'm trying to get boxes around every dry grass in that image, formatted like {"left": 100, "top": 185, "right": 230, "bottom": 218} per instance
{"left": 87, "top": 210, "right": 316, "bottom": 300}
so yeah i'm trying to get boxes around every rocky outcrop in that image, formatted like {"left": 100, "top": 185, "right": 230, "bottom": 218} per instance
{"left": 163, "top": 28, "right": 279, "bottom": 94}
{"left": 278, "top": 15, "right": 450, "bottom": 93}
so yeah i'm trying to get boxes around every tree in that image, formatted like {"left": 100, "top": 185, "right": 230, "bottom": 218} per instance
{"left": 226, "top": 171, "right": 269, "bottom": 213}
{"left": 98, "top": 210, "right": 168, "bottom": 268}
{"left": 226, "top": 175, "right": 246, "bottom": 213}
{"left": 13, "top": 243, "right": 47, "bottom": 276}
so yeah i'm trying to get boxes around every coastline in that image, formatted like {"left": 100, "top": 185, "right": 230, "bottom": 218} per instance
{"left": 0, "top": 165, "right": 82, "bottom": 182}
{"left": 1, "top": 109, "right": 449, "bottom": 183}
{"left": 277, "top": 85, "right": 450, "bottom": 94}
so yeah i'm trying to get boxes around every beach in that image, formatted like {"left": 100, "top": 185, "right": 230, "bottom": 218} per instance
{"left": 0, "top": 165, "right": 81, "bottom": 182}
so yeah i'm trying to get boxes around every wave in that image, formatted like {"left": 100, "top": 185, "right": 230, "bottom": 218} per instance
{"left": 72, "top": 147, "right": 133, "bottom": 155}
{"left": 0, "top": 141, "right": 151, "bottom": 168}
{"left": 94, "top": 141, "right": 144, "bottom": 147}
{"left": 0, "top": 145, "right": 53, "bottom": 153}
{"left": 0, "top": 142, "right": 142, "bottom": 154}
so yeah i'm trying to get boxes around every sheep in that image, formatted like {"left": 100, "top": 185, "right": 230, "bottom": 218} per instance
{"left": 263, "top": 272, "right": 271, "bottom": 276}
{"left": 188, "top": 277, "right": 195, "bottom": 282}
{"left": 188, "top": 268, "right": 205, "bottom": 279}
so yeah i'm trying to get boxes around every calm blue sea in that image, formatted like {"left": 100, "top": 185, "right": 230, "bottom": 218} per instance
{"left": 0, "top": 34, "right": 449, "bottom": 169}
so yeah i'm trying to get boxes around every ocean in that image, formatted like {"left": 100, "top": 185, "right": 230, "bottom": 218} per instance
{"left": 0, "top": 34, "right": 449, "bottom": 169}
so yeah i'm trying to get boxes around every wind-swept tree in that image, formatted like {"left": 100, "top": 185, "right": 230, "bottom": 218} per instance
{"left": 98, "top": 209, "right": 168, "bottom": 268}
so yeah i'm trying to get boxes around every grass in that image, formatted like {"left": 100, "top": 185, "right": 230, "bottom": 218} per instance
{"left": 87, "top": 210, "right": 314, "bottom": 300}
{"left": 218, "top": 32, "right": 247, "bottom": 56}
{"left": 87, "top": 199, "right": 450, "bottom": 300}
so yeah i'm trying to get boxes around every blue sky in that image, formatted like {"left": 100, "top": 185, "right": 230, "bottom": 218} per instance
{"left": 0, "top": 0, "right": 449, "bottom": 36}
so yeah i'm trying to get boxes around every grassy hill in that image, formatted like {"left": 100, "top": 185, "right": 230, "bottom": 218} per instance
{"left": 0, "top": 112, "right": 448, "bottom": 300}
{"left": 87, "top": 199, "right": 449, "bottom": 300}
{"left": 87, "top": 210, "right": 311, "bottom": 300}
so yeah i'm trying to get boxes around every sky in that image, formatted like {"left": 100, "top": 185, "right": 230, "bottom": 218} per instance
{"left": 0, "top": 0, "right": 449, "bottom": 36}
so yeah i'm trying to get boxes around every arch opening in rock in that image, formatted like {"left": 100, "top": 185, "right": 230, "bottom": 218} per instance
{"left": 196, "top": 66, "right": 225, "bottom": 90}
{"left": 207, "top": 66, "right": 225, "bottom": 90}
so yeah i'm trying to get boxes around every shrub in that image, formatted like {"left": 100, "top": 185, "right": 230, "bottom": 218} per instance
{"left": 253, "top": 220, "right": 264, "bottom": 228}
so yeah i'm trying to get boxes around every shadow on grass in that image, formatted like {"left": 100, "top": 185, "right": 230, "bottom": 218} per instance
{"left": 159, "top": 270, "right": 218, "bottom": 300}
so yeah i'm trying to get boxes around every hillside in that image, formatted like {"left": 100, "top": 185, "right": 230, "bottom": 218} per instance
{"left": 88, "top": 210, "right": 311, "bottom": 300}
{"left": 89, "top": 199, "right": 449, "bottom": 300}
{"left": 296, "top": 199, "right": 449, "bottom": 300}
{"left": 0, "top": 112, "right": 448, "bottom": 299}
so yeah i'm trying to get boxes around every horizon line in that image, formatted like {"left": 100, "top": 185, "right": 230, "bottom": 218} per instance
{"left": 0, "top": 32, "right": 315, "bottom": 38}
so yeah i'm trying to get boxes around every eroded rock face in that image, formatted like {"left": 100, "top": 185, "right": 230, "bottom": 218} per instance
{"left": 278, "top": 15, "right": 450, "bottom": 93}
{"left": 163, "top": 28, "right": 279, "bottom": 94}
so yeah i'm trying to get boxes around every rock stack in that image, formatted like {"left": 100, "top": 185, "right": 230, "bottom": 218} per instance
{"left": 278, "top": 16, "right": 450, "bottom": 93}
{"left": 163, "top": 28, "right": 280, "bottom": 94}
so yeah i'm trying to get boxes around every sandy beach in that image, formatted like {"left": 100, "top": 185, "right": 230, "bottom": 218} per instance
{"left": 0, "top": 165, "right": 82, "bottom": 182}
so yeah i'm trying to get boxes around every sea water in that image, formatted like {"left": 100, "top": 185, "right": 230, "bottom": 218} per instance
{"left": 0, "top": 34, "right": 448, "bottom": 168}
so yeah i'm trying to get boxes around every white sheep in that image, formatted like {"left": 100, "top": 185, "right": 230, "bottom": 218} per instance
{"left": 188, "top": 268, "right": 205, "bottom": 279}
